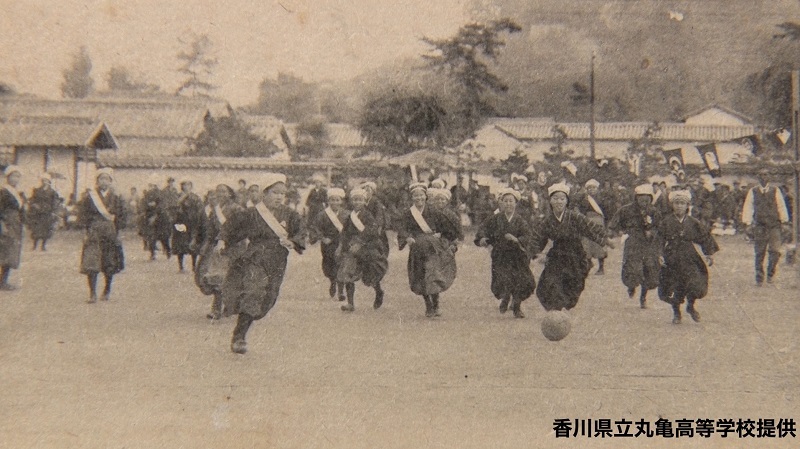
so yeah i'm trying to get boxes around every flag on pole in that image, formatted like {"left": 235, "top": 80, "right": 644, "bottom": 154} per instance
{"left": 662, "top": 148, "right": 685, "bottom": 173}
{"left": 696, "top": 143, "right": 721, "bottom": 177}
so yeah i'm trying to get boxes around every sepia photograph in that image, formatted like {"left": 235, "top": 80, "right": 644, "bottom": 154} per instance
{"left": 0, "top": 1, "right": 798, "bottom": 447}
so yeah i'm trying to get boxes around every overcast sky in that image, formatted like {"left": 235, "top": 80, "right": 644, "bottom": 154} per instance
{"left": 0, "top": 0, "right": 469, "bottom": 105}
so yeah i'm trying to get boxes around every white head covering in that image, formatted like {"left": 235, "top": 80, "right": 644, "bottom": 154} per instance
{"left": 428, "top": 188, "right": 451, "bottom": 201}
{"left": 548, "top": 182, "right": 570, "bottom": 197}
{"left": 585, "top": 179, "right": 600, "bottom": 188}
{"left": 349, "top": 188, "right": 368, "bottom": 199}
{"left": 510, "top": 173, "right": 528, "bottom": 183}
{"left": 634, "top": 184, "right": 653, "bottom": 196}
{"left": 3, "top": 165, "right": 21, "bottom": 177}
{"left": 311, "top": 172, "right": 326, "bottom": 183}
{"left": 498, "top": 187, "right": 521, "bottom": 201}
{"left": 409, "top": 182, "right": 428, "bottom": 194}
{"left": 96, "top": 167, "right": 113, "bottom": 181}
{"left": 430, "top": 178, "right": 446, "bottom": 189}
{"left": 262, "top": 173, "right": 287, "bottom": 191}
{"left": 327, "top": 187, "right": 345, "bottom": 199}
{"left": 360, "top": 181, "right": 377, "bottom": 191}
{"left": 669, "top": 190, "right": 692, "bottom": 203}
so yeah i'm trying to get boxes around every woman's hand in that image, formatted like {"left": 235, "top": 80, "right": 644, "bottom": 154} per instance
{"left": 504, "top": 233, "right": 518, "bottom": 243}
{"left": 705, "top": 255, "right": 714, "bottom": 267}
{"left": 322, "top": 237, "right": 333, "bottom": 245}
{"left": 406, "top": 237, "right": 416, "bottom": 246}
{"left": 478, "top": 238, "right": 489, "bottom": 247}
{"left": 658, "top": 256, "right": 666, "bottom": 266}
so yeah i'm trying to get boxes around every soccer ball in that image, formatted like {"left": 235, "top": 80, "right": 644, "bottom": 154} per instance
{"left": 541, "top": 310, "right": 571, "bottom": 341}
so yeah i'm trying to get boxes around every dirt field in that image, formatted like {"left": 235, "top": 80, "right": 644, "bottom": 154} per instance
{"left": 1, "top": 230, "right": 797, "bottom": 448}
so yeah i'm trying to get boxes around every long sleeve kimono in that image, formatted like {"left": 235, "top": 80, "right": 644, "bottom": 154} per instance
{"left": 77, "top": 188, "right": 126, "bottom": 275}
{"left": 194, "top": 202, "right": 243, "bottom": 296}
{"left": 27, "top": 186, "right": 61, "bottom": 241}
{"left": 532, "top": 209, "right": 607, "bottom": 311}
{"left": 610, "top": 202, "right": 663, "bottom": 291}
{"left": 657, "top": 214, "right": 719, "bottom": 305}
{"left": 172, "top": 192, "right": 205, "bottom": 256}
{"left": 222, "top": 204, "right": 306, "bottom": 320}
{"left": 365, "top": 197, "right": 390, "bottom": 256}
{"left": 573, "top": 193, "right": 608, "bottom": 260}
{"left": 0, "top": 187, "right": 25, "bottom": 269}
{"left": 310, "top": 206, "right": 350, "bottom": 282}
{"left": 474, "top": 212, "right": 536, "bottom": 302}
{"left": 397, "top": 205, "right": 460, "bottom": 296}
{"left": 337, "top": 208, "right": 388, "bottom": 287}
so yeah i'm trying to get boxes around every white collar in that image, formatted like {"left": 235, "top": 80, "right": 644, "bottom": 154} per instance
{"left": 554, "top": 210, "right": 566, "bottom": 222}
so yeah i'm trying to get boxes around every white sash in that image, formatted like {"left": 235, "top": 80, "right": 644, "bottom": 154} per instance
{"left": 410, "top": 205, "right": 433, "bottom": 234}
{"left": 88, "top": 189, "right": 114, "bottom": 221}
{"left": 350, "top": 211, "right": 365, "bottom": 232}
{"left": 325, "top": 207, "right": 344, "bottom": 232}
{"left": 255, "top": 202, "right": 289, "bottom": 239}
{"left": 3, "top": 185, "right": 22, "bottom": 209}
{"left": 587, "top": 195, "right": 604, "bottom": 217}
{"left": 214, "top": 205, "right": 227, "bottom": 225}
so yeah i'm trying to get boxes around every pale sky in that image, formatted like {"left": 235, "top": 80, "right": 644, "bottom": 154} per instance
{"left": 0, "top": 0, "right": 469, "bottom": 105}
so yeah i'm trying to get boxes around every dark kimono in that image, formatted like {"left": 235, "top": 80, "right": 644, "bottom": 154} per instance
{"left": 337, "top": 209, "right": 388, "bottom": 287}
{"left": 0, "top": 187, "right": 25, "bottom": 269}
{"left": 194, "top": 203, "right": 244, "bottom": 296}
{"left": 474, "top": 212, "right": 535, "bottom": 302}
{"left": 78, "top": 188, "right": 126, "bottom": 275}
{"left": 657, "top": 214, "right": 719, "bottom": 305}
{"left": 397, "top": 205, "right": 460, "bottom": 296}
{"left": 532, "top": 209, "right": 607, "bottom": 311}
{"left": 143, "top": 189, "right": 174, "bottom": 242}
{"left": 310, "top": 207, "right": 350, "bottom": 282}
{"left": 573, "top": 193, "right": 608, "bottom": 260}
{"left": 222, "top": 204, "right": 306, "bottom": 320}
{"left": 365, "top": 197, "right": 390, "bottom": 256}
{"left": 27, "top": 186, "right": 61, "bottom": 241}
{"left": 172, "top": 192, "right": 204, "bottom": 256}
{"left": 305, "top": 187, "right": 327, "bottom": 224}
{"left": 610, "top": 202, "right": 662, "bottom": 291}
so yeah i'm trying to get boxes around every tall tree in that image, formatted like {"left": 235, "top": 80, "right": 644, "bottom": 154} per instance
{"left": 190, "top": 114, "right": 280, "bottom": 157}
{"left": 421, "top": 19, "right": 521, "bottom": 144}
{"left": 254, "top": 73, "right": 319, "bottom": 122}
{"left": 176, "top": 34, "right": 218, "bottom": 97}
{"left": 61, "top": 46, "right": 94, "bottom": 99}
{"left": 358, "top": 89, "right": 446, "bottom": 156}
{"left": 107, "top": 66, "right": 161, "bottom": 94}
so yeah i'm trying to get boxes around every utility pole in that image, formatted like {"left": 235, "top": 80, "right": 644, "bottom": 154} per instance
{"left": 590, "top": 52, "right": 596, "bottom": 160}
{"left": 792, "top": 71, "right": 799, "bottom": 255}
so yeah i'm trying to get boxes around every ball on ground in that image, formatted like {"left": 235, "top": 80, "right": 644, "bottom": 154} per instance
{"left": 541, "top": 310, "right": 571, "bottom": 341}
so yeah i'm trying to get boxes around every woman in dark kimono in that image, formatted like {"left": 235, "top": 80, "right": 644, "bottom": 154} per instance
{"left": 222, "top": 174, "right": 306, "bottom": 355}
{"left": 608, "top": 184, "right": 663, "bottom": 308}
{"left": 78, "top": 168, "right": 126, "bottom": 303}
{"left": 657, "top": 190, "right": 719, "bottom": 324}
{"left": 172, "top": 180, "right": 204, "bottom": 273}
{"left": 195, "top": 185, "right": 244, "bottom": 320}
{"left": 475, "top": 188, "right": 535, "bottom": 318}
{"left": 28, "top": 173, "right": 61, "bottom": 251}
{"left": 531, "top": 183, "right": 612, "bottom": 312}
{"left": 429, "top": 188, "right": 465, "bottom": 244}
{"left": 0, "top": 165, "right": 26, "bottom": 291}
{"left": 337, "top": 188, "right": 389, "bottom": 312}
{"left": 398, "top": 183, "right": 460, "bottom": 318}
{"left": 309, "top": 187, "right": 349, "bottom": 301}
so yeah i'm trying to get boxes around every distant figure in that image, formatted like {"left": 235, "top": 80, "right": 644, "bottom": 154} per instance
{"left": 0, "top": 166, "right": 26, "bottom": 290}
{"left": 28, "top": 173, "right": 62, "bottom": 251}
{"left": 172, "top": 181, "right": 205, "bottom": 273}
{"left": 236, "top": 179, "right": 248, "bottom": 206}
{"left": 741, "top": 169, "right": 790, "bottom": 286}
{"left": 305, "top": 174, "right": 327, "bottom": 222}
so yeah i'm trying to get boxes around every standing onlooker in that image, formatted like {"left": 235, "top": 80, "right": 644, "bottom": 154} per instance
{"left": 305, "top": 174, "right": 327, "bottom": 223}
{"left": 0, "top": 166, "right": 25, "bottom": 290}
{"left": 741, "top": 169, "right": 790, "bottom": 285}
{"left": 28, "top": 173, "right": 62, "bottom": 251}
{"left": 172, "top": 181, "right": 205, "bottom": 273}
